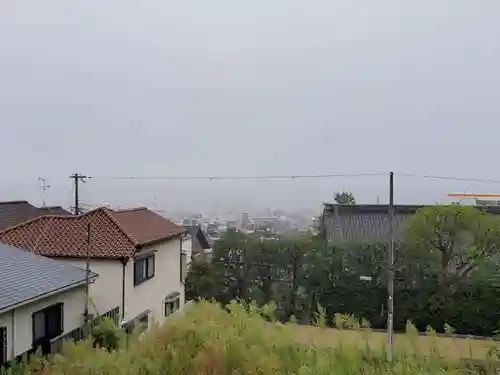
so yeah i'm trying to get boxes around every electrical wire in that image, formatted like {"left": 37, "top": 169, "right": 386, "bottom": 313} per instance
{"left": 79, "top": 172, "right": 500, "bottom": 185}
{"left": 87, "top": 172, "right": 386, "bottom": 181}
{"left": 394, "top": 173, "right": 500, "bottom": 184}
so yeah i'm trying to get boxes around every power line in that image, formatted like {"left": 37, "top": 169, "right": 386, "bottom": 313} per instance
{"left": 66, "top": 171, "right": 500, "bottom": 186}
{"left": 87, "top": 172, "right": 386, "bottom": 181}
{"left": 394, "top": 173, "right": 500, "bottom": 184}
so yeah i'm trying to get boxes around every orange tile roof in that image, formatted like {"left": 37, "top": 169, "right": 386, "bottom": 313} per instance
{"left": 108, "top": 208, "right": 185, "bottom": 247}
{"left": 0, "top": 207, "right": 184, "bottom": 259}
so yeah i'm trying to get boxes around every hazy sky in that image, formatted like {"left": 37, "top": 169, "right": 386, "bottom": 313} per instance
{"left": 1, "top": 1, "right": 499, "bottom": 214}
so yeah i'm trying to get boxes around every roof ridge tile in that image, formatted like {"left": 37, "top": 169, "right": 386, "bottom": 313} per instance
{"left": 113, "top": 207, "right": 147, "bottom": 213}
{"left": 0, "top": 200, "right": 31, "bottom": 205}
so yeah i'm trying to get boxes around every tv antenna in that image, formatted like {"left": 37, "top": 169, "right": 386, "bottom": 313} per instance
{"left": 38, "top": 177, "right": 51, "bottom": 207}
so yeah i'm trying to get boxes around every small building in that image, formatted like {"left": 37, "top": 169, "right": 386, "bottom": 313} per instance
{"left": 183, "top": 225, "right": 211, "bottom": 264}
{"left": 321, "top": 203, "right": 500, "bottom": 243}
{"left": 321, "top": 204, "right": 421, "bottom": 243}
{"left": 0, "top": 207, "right": 187, "bottom": 331}
{"left": 0, "top": 243, "right": 97, "bottom": 364}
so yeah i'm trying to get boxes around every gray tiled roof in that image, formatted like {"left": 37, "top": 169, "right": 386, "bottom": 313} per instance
{"left": 0, "top": 201, "right": 41, "bottom": 231}
{"left": 322, "top": 204, "right": 500, "bottom": 243}
{"left": 0, "top": 243, "right": 97, "bottom": 312}
{"left": 184, "top": 225, "right": 211, "bottom": 249}
{"left": 322, "top": 204, "right": 423, "bottom": 243}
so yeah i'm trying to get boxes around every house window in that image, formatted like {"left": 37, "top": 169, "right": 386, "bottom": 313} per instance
{"left": 134, "top": 254, "right": 155, "bottom": 286}
{"left": 164, "top": 292, "right": 180, "bottom": 317}
{"left": 32, "top": 303, "right": 64, "bottom": 345}
{"left": 0, "top": 326, "right": 6, "bottom": 366}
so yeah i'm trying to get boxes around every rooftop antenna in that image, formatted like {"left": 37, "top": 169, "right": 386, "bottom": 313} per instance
{"left": 38, "top": 177, "right": 51, "bottom": 207}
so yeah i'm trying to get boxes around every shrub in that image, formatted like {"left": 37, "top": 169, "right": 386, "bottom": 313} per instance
{"left": 13, "top": 301, "right": 496, "bottom": 375}
{"left": 90, "top": 318, "right": 121, "bottom": 351}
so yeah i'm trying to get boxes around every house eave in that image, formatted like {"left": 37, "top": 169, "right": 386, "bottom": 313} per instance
{"left": 136, "top": 231, "right": 186, "bottom": 249}
{"left": 0, "top": 276, "right": 97, "bottom": 315}
{"left": 47, "top": 254, "right": 128, "bottom": 261}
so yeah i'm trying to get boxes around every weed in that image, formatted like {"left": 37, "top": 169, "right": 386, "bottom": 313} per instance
{"left": 7, "top": 301, "right": 499, "bottom": 375}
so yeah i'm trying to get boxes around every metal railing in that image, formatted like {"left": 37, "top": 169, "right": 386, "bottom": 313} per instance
{"left": 50, "top": 307, "right": 120, "bottom": 354}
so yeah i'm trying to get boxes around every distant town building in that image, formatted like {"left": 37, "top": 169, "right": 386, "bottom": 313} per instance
{"left": 240, "top": 212, "right": 249, "bottom": 228}
{"left": 475, "top": 199, "right": 500, "bottom": 207}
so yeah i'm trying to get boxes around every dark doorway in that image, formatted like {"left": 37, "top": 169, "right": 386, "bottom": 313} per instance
{"left": 32, "top": 303, "right": 64, "bottom": 355}
{"left": 0, "top": 326, "right": 7, "bottom": 366}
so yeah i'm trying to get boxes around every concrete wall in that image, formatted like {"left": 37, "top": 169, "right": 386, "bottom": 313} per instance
{"left": 124, "top": 237, "right": 185, "bottom": 325}
{"left": 0, "top": 286, "right": 86, "bottom": 362}
{"left": 57, "top": 258, "right": 123, "bottom": 317}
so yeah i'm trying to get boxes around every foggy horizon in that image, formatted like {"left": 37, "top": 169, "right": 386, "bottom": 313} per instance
{"left": 1, "top": 1, "right": 499, "bottom": 215}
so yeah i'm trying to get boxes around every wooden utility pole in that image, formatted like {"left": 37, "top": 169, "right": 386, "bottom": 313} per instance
{"left": 243, "top": 246, "right": 249, "bottom": 302}
{"left": 387, "top": 172, "right": 395, "bottom": 362}
{"left": 70, "top": 173, "right": 87, "bottom": 215}
{"left": 290, "top": 247, "right": 299, "bottom": 317}
{"left": 85, "top": 223, "right": 91, "bottom": 327}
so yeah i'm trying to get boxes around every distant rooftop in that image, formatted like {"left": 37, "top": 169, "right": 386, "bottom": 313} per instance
{"left": 0, "top": 201, "right": 71, "bottom": 231}
{"left": 322, "top": 204, "right": 500, "bottom": 243}
{"left": 184, "top": 225, "right": 211, "bottom": 249}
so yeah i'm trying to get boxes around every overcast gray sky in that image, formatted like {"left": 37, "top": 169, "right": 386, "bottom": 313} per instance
{"left": 1, "top": 1, "right": 499, "bottom": 214}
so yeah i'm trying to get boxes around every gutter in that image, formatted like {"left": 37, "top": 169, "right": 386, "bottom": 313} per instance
{"left": 10, "top": 309, "right": 15, "bottom": 359}
{"left": 121, "top": 257, "right": 129, "bottom": 321}
{"left": 0, "top": 277, "right": 97, "bottom": 315}
{"left": 180, "top": 232, "right": 188, "bottom": 284}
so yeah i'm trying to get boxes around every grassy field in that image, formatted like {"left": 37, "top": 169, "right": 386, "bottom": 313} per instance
{"left": 8, "top": 301, "right": 500, "bottom": 375}
{"left": 290, "top": 325, "right": 496, "bottom": 360}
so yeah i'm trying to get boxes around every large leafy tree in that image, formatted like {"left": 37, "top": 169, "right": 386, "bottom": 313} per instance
{"left": 185, "top": 260, "right": 216, "bottom": 301}
{"left": 185, "top": 230, "right": 500, "bottom": 334}
{"left": 404, "top": 205, "right": 500, "bottom": 285}
{"left": 334, "top": 191, "right": 356, "bottom": 204}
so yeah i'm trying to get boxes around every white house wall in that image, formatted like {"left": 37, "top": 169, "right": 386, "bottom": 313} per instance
{"left": 54, "top": 238, "right": 185, "bottom": 327}
{"left": 124, "top": 237, "right": 185, "bottom": 325}
{"left": 0, "top": 286, "right": 86, "bottom": 361}
{"left": 56, "top": 258, "right": 123, "bottom": 318}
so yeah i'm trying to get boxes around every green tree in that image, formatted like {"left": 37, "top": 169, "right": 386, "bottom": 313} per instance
{"left": 184, "top": 232, "right": 500, "bottom": 335}
{"left": 185, "top": 260, "right": 216, "bottom": 301}
{"left": 405, "top": 205, "right": 500, "bottom": 285}
{"left": 334, "top": 191, "right": 356, "bottom": 204}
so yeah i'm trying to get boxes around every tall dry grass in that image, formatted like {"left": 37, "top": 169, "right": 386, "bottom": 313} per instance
{"left": 4, "top": 301, "right": 500, "bottom": 375}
